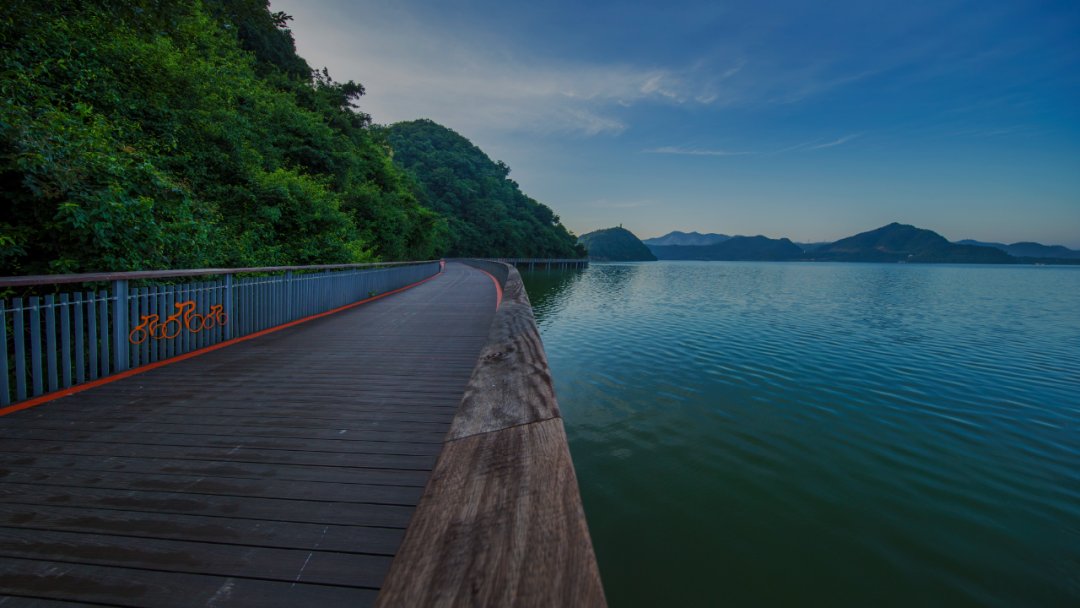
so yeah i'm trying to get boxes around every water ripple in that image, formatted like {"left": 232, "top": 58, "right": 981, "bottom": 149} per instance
{"left": 524, "top": 262, "right": 1080, "bottom": 608}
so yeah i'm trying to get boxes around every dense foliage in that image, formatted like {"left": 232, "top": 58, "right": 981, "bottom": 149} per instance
{"left": 577, "top": 227, "right": 656, "bottom": 261}
{"left": 0, "top": 0, "right": 446, "bottom": 275}
{"left": 385, "top": 120, "right": 585, "bottom": 258}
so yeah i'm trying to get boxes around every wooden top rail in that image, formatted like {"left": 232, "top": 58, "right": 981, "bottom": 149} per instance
{"left": 0, "top": 260, "right": 439, "bottom": 288}
{"left": 376, "top": 260, "right": 606, "bottom": 607}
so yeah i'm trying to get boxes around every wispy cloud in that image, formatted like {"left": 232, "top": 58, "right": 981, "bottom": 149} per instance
{"left": 648, "top": 134, "right": 861, "bottom": 158}
{"left": 808, "top": 133, "right": 862, "bottom": 149}
{"left": 645, "top": 146, "right": 751, "bottom": 156}
{"left": 279, "top": 6, "right": 725, "bottom": 137}
{"left": 276, "top": 3, "right": 875, "bottom": 140}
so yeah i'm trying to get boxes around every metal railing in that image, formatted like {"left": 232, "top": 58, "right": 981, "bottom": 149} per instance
{"left": 484, "top": 258, "right": 588, "bottom": 270}
{"left": 0, "top": 261, "right": 441, "bottom": 406}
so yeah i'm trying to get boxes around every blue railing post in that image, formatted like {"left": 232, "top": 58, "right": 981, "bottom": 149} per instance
{"left": 112, "top": 279, "right": 129, "bottom": 372}
{"left": 224, "top": 273, "right": 234, "bottom": 340}
{"left": 285, "top": 271, "right": 294, "bottom": 322}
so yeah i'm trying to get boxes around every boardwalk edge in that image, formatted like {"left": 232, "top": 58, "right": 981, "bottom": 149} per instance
{"left": 375, "top": 260, "right": 606, "bottom": 607}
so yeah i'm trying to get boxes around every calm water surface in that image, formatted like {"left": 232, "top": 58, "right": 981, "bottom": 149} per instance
{"left": 521, "top": 262, "right": 1079, "bottom": 607}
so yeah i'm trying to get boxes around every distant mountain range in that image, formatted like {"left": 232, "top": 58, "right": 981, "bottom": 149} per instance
{"left": 578, "top": 227, "right": 657, "bottom": 261}
{"left": 603, "top": 223, "right": 1080, "bottom": 264}
{"left": 649, "top": 236, "right": 803, "bottom": 261}
{"left": 809, "top": 223, "right": 1012, "bottom": 263}
{"left": 641, "top": 231, "right": 730, "bottom": 247}
{"left": 954, "top": 240, "right": 1080, "bottom": 259}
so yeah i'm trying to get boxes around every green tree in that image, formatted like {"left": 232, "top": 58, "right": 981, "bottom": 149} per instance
{"left": 385, "top": 120, "right": 585, "bottom": 258}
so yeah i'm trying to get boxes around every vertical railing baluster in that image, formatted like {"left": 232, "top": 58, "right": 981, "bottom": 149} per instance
{"left": 224, "top": 279, "right": 232, "bottom": 340}
{"left": 60, "top": 294, "right": 72, "bottom": 389}
{"left": 136, "top": 287, "right": 146, "bottom": 365}
{"left": 168, "top": 284, "right": 178, "bottom": 358}
{"left": 242, "top": 278, "right": 250, "bottom": 337}
{"left": 87, "top": 294, "right": 98, "bottom": 380}
{"left": 182, "top": 283, "right": 192, "bottom": 354}
{"left": 157, "top": 285, "right": 167, "bottom": 362}
{"left": 208, "top": 278, "right": 217, "bottom": 345}
{"left": 224, "top": 274, "right": 233, "bottom": 340}
{"left": 218, "top": 278, "right": 226, "bottom": 344}
{"left": 99, "top": 290, "right": 110, "bottom": 377}
{"left": 112, "top": 280, "right": 128, "bottom": 373}
{"left": 131, "top": 287, "right": 142, "bottom": 369}
{"left": 210, "top": 280, "right": 219, "bottom": 345}
{"left": 0, "top": 301, "right": 9, "bottom": 406}
{"left": 256, "top": 278, "right": 264, "bottom": 332}
{"left": 74, "top": 293, "right": 85, "bottom": 385}
{"left": 284, "top": 272, "right": 291, "bottom": 324}
{"left": 45, "top": 294, "right": 58, "bottom": 393}
{"left": 190, "top": 282, "right": 199, "bottom": 348}
{"left": 256, "top": 277, "right": 262, "bottom": 330}
{"left": 146, "top": 285, "right": 156, "bottom": 363}
{"left": 199, "top": 281, "right": 208, "bottom": 347}
{"left": 30, "top": 297, "right": 43, "bottom": 396}
{"left": 13, "top": 298, "right": 26, "bottom": 401}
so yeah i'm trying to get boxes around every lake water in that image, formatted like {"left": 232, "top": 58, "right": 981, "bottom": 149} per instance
{"left": 520, "top": 262, "right": 1080, "bottom": 607}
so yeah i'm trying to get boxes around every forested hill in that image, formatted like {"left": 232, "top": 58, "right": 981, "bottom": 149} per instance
{"left": 578, "top": 227, "right": 656, "bottom": 261}
{"left": 0, "top": 0, "right": 449, "bottom": 275}
{"left": 385, "top": 120, "right": 585, "bottom": 258}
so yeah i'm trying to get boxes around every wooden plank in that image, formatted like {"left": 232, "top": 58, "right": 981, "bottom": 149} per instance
{"left": 0, "top": 420, "right": 448, "bottom": 445}
{"left": 0, "top": 469, "right": 422, "bottom": 506}
{"left": 0, "top": 503, "right": 404, "bottom": 555}
{"left": 0, "top": 453, "right": 431, "bottom": 487}
{"left": 0, "top": 596, "right": 104, "bottom": 608}
{"left": 375, "top": 418, "right": 605, "bottom": 607}
{"left": 1, "top": 414, "right": 452, "bottom": 433}
{"left": 0, "top": 527, "right": 391, "bottom": 588}
{"left": 0, "top": 439, "right": 437, "bottom": 470}
{"left": 20, "top": 403, "right": 460, "bottom": 424}
{"left": 0, "top": 558, "right": 378, "bottom": 607}
{"left": 0, "top": 484, "right": 413, "bottom": 528}
{"left": 0, "top": 429, "right": 444, "bottom": 456}
{"left": 447, "top": 266, "right": 561, "bottom": 440}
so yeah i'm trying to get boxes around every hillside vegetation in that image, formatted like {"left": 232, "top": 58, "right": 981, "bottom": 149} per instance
{"left": 385, "top": 120, "right": 584, "bottom": 258}
{"left": 0, "top": 0, "right": 450, "bottom": 275}
{"left": 0, "top": 1, "right": 580, "bottom": 276}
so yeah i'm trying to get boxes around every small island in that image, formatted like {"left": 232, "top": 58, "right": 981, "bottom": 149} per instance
{"left": 577, "top": 227, "right": 657, "bottom": 261}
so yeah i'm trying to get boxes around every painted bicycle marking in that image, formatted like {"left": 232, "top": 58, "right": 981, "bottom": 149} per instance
{"left": 128, "top": 300, "right": 228, "bottom": 344}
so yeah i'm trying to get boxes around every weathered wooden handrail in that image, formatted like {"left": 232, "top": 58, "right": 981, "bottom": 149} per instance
{"left": 376, "top": 260, "right": 606, "bottom": 607}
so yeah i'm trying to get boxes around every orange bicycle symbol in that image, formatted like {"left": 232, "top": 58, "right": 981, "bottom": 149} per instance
{"left": 129, "top": 300, "right": 229, "bottom": 344}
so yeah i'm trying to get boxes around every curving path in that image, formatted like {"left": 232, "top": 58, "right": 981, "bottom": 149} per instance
{"left": 0, "top": 262, "right": 497, "bottom": 607}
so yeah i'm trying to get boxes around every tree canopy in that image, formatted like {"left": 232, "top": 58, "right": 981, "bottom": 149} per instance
{"left": 385, "top": 120, "right": 585, "bottom": 259}
{"left": 1, "top": 0, "right": 446, "bottom": 275}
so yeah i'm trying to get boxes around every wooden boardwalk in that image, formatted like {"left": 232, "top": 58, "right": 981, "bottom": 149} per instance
{"left": 0, "top": 262, "right": 497, "bottom": 607}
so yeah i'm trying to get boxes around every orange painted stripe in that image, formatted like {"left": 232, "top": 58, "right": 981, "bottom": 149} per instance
{"left": 472, "top": 268, "right": 503, "bottom": 310}
{"left": 0, "top": 267, "right": 445, "bottom": 417}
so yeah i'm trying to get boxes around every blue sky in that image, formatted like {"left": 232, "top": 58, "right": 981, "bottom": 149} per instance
{"left": 271, "top": 0, "right": 1080, "bottom": 246}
